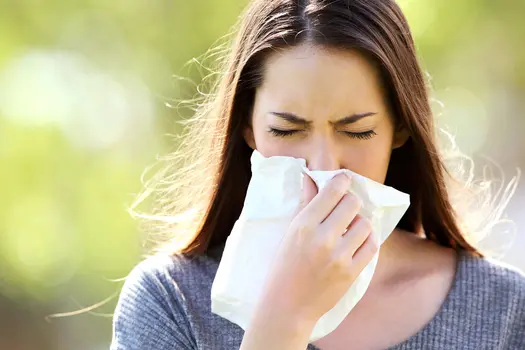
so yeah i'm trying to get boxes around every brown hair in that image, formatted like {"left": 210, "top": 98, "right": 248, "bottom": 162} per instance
{"left": 133, "top": 0, "right": 483, "bottom": 257}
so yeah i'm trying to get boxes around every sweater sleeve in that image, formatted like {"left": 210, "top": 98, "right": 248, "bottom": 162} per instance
{"left": 110, "top": 257, "right": 197, "bottom": 350}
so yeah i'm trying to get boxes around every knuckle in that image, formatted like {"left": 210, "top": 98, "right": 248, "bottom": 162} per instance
{"left": 333, "top": 256, "right": 345, "bottom": 269}
{"left": 334, "top": 256, "right": 354, "bottom": 277}
{"left": 314, "top": 236, "right": 335, "bottom": 255}
{"left": 321, "top": 237, "right": 336, "bottom": 251}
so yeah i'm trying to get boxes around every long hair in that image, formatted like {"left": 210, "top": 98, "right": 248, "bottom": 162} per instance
{"left": 131, "top": 0, "right": 518, "bottom": 257}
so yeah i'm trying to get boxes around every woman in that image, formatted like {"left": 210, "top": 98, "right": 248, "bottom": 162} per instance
{"left": 111, "top": 0, "right": 525, "bottom": 349}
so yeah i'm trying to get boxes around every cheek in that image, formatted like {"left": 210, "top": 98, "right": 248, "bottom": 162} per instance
{"left": 342, "top": 137, "right": 393, "bottom": 184}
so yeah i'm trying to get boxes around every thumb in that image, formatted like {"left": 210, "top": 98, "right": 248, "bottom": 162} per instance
{"left": 295, "top": 172, "right": 318, "bottom": 215}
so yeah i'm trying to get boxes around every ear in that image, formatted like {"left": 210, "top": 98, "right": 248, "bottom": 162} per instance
{"left": 243, "top": 124, "right": 256, "bottom": 150}
{"left": 392, "top": 124, "right": 409, "bottom": 149}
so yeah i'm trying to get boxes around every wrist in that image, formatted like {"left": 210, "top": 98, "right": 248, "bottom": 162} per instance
{"left": 251, "top": 289, "right": 319, "bottom": 334}
{"left": 243, "top": 305, "right": 316, "bottom": 350}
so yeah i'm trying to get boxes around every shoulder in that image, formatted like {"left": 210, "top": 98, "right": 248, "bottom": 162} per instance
{"left": 129, "top": 251, "right": 219, "bottom": 283}
{"left": 458, "top": 252, "right": 525, "bottom": 346}
{"left": 460, "top": 251, "right": 525, "bottom": 297}
{"left": 456, "top": 251, "right": 525, "bottom": 324}
{"left": 121, "top": 251, "right": 220, "bottom": 304}
{"left": 111, "top": 252, "right": 221, "bottom": 350}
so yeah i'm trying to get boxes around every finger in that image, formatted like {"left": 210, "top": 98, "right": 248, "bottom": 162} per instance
{"left": 320, "top": 193, "right": 361, "bottom": 238}
{"left": 340, "top": 215, "right": 373, "bottom": 256}
{"left": 351, "top": 230, "right": 380, "bottom": 273}
{"left": 295, "top": 173, "right": 318, "bottom": 216}
{"left": 301, "top": 173, "right": 351, "bottom": 224}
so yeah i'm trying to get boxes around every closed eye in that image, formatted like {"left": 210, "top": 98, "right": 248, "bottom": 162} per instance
{"left": 340, "top": 130, "right": 377, "bottom": 140}
{"left": 269, "top": 128, "right": 377, "bottom": 140}
{"left": 268, "top": 128, "right": 302, "bottom": 137}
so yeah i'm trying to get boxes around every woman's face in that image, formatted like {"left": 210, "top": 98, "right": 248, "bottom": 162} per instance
{"left": 244, "top": 44, "right": 408, "bottom": 184}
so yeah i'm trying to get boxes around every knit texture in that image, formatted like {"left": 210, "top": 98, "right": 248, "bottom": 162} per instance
{"left": 111, "top": 248, "right": 525, "bottom": 349}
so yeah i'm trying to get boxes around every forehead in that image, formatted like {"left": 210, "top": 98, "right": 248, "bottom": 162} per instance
{"left": 256, "top": 44, "right": 388, "bottom": 117}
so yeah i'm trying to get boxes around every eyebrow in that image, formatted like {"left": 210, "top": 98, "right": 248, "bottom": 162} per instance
{"left": 269, "top": 112, "right": 312, "bottom": 127}
{"left": 269, "top": 111, "right": 377, "bottom": 126}
{"left": 332, "top": 112, "right": 377, "bottom": 126}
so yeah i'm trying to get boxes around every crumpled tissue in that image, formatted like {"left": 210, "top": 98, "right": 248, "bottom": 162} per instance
{"left": 211, "top": 150, "right": 410, "bottom": 341}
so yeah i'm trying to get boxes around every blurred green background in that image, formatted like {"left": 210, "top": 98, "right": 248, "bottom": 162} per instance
{"left": 0, "top": 0, "right": 524, "bottom": 349}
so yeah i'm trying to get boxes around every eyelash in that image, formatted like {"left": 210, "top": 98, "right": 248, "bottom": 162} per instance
{"left": 268, "top": 128, "right": 377, "bottom": 140}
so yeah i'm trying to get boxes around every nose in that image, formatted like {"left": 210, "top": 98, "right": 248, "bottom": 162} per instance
{"left": 305, "top": 137, "right": 340, "bottom": 171}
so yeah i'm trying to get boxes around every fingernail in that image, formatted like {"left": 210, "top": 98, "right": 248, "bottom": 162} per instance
{"left": 344, "top": 172, "right": 352, "bottom": 182}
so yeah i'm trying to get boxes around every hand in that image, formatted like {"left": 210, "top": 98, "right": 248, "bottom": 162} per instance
{"left": 259, "top": 172, "right": 378, "bottom": 324}
{"left": 240, "top": 173, "right": 378, "bottom": 350}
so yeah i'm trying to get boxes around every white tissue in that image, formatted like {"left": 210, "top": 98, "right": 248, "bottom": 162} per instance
{"left": 211, "top": 150, "right": 410, "bottom": 341}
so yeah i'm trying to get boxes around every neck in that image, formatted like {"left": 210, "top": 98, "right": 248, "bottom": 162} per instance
{"left": 371, "top": 229, "right": 428, "bottom": 287}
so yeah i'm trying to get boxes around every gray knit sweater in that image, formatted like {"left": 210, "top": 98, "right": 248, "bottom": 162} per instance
{"left": 111, "top": 248, "right": 525, "bottom": 350}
